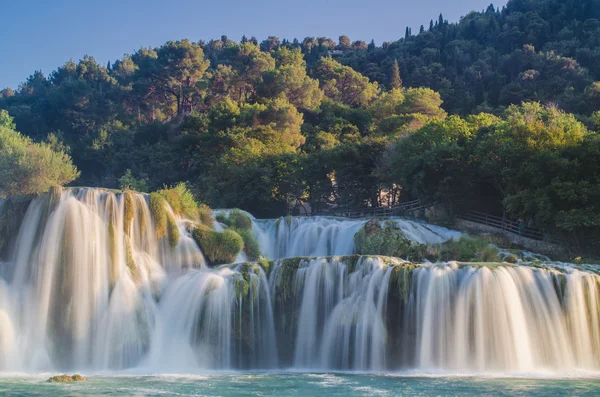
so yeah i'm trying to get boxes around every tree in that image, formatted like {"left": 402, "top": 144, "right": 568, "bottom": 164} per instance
{"left": 316, "top": 58, "right": 379, "bottom": 107}
{"left": 338, "top": 35, "right": 351, "bottom": 50}
{"left": 261, "top": 47, "right": 323, "bottom": 110}
{"left": 140, "top": 40, "right": 210, "bottom": 117}
{"left": 389, "top": 59, "right": 402, "bottom": 90}
{"left": 0, "top": 113, "right": 79, "bottom": 197}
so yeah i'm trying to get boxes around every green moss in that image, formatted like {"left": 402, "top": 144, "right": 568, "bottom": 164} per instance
{"left": 354, "top": 220, "right": 413, "bottom": 258}
{"left": 155, "top": 182, "right": 204, "bottom": 221}
{"left": 137, "top": 196, "right": 149, "bottom": 241}
{"left": 234, "top": 227, "right": 260, "bottom": 261}
{"left": 47, "top": 374, "right": 86, "bottom": 383}
{"left": 285, "top": 215, "right": 293, "bottom": 226}
{"left": 123, "top": 191, "right": 134, "bottom": 234}
{"left": 166, "top": 211, "right": 180, "bottom": 249}
{"left": 440, "top": 236, "right": 499, "bottom": 262}
{"left": 191, "top": 225, "right": 244, "bottom": 265}
{"left": 160, "top": 188, "right": 182, "bottom": 216}
{"left": 258, "top": 257, "right": 272, "bottom": 275}
{"left": 125, "top": 235, "right": 139, "bottom": 282}
{"left": 230, "top": 209, "right": 252, "bottom": 230}
{"left": 344, "top": 254, "right": 362, "bottom": 273}
{"left": 232, "top": 262, "right": 263, "bottom": 301}
{"left": 215, "top": 213, "right": 228, "bottom": 224}
{"left": 390, "top": 264, "right": 416, "bottom": 302}
{"left": 149, "top": 192, "right": 168, "bottom": 239}
{"left": 108, "top": 217, "right": 118, "bottom": 286}
{"left": 218, "top": 209, "right": 252, "bottom": 231}
{"left": 198, "top": 203, "right": 214, "bottom": 227}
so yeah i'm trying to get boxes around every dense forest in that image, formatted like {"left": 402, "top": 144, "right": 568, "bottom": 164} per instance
{"left": 1, "top": 0, "right": 599, "bottom": 254}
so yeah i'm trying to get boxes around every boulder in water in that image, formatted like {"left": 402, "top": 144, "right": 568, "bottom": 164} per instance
{"left": 47, "top": 374, "right": 86, "bottom": 383}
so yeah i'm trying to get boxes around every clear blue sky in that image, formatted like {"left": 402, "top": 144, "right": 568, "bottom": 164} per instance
{"left": 0, "top": 0, "right": 505, "bottom": 89}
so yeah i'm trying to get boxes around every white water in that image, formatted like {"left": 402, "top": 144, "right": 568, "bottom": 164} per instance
{"left": 0, "top": 188, "right": 597, "bottom": 375}
{"left": 254, "top": 216, "right": 460, "bottom": 259}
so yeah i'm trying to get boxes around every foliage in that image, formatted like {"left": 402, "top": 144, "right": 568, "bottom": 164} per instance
{"left": 217, "top": 209, "right": 259, "bottom": 260}
{"left": 149, "top": 192, "right": 168, "bottom": 239}
{"left": 219, "top": 209, "right": 253, "bottom": 230}
{"left": 1, "top": 0, "right": 600, "bottom": 254}
{"left": 439, "top": 236, "right": 499, "bottom": 262}
{"left": 354, "top": 220, "right": 413, "bottom": 258}
{"left": 191, "top": 225, "right": 244, "bottom": 265}
{"left": 0, "top": 125, "right": 79, "bottom": 197}
{"left": 119, "top": 169, "right": 148, "bottom": 192}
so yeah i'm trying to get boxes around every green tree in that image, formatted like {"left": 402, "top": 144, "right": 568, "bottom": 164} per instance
{"left": 0, "top": 118, "right": 79, "bottom": 197}
{"left": 389, "top": 59, "right": 402, "bottom": 90}
{"left": 316, "top": 58, "right": 379, "bottom": 107}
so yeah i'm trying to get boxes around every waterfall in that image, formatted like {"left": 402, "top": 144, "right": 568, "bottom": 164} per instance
{"left": 0, "top": 187, "right": 598, "bottom": 374}
{"left": 254, "top": 216, "right": 460, "bottom": 259}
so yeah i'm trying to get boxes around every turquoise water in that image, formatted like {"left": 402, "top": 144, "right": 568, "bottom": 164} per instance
{"left": 1, "top": 373, "right": 599, "bottom": 396}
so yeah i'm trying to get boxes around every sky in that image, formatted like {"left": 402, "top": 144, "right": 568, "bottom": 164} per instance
{"left": 0, "top": 0, "right": 506, "bottom": 89}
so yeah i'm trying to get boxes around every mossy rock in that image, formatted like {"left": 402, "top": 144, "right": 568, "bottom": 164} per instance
{"left": 234, "top": 228, "right": 260, "bottom": 261}
{"left": 0, "top": 196, "right": 33, "bottom": 256}
{"left": 123, "top": 191, "right": 135, "bottom": 234}
{"left": 125, "top": 235, "right": 139, "bottom": 282}
{"left": 216, "top": 209, "right": 259, "bottom": 260}
{"left": 439, "top": 236, "right": 499, "bottom": 262}
{"left": 192, "top": 225, "right": 244, "bottom": 265}
{"left": 149, "top": 192, "right": 168, "bottom": 239}
{"left": 166, "top": 211, "right": 180, "bottom": 249}
{"left": 354, "top": 220, "right": 413, "bottom": 258}
{"left": 257, "top": 257, "right": 272, "bottom": 275}
{"left": 198, "top": 203, "right": 214, "bottom": 227}
{"left": 219, "top": 209, "right": 253, "bottom": 231}
{"left": 47, "top": 374, "right": 86, "bottom": 383}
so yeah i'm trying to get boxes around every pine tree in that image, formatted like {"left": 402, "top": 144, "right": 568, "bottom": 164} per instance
{"left": 390, "top": 59, "right": 402, "bottom": 89}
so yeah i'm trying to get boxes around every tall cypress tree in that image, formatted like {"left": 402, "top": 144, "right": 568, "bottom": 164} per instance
{"left": 390, "top": 59, "right": 402, "bottom": 89}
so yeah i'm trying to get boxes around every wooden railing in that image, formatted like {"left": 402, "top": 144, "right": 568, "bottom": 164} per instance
{"left": 314, "top": 199, "right": 435, "bottom": 219}
{"left": 457, "top": 210, "right": 562, "bottom": 244}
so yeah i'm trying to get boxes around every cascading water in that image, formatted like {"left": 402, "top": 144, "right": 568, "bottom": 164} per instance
{"left": 0, "top": 187, "right": 598, "bottom": 375}
{"left": 254, "top": 216, "right": 460, "bottom": 259}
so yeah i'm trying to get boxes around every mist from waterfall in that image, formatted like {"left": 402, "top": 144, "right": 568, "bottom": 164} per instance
{"left": 0, "top": 188, "right": 598, "bottom": 375}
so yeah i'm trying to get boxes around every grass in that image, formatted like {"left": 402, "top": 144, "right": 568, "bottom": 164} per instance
{"left": 192, "top": 225, "right": 244, "bottom": 265}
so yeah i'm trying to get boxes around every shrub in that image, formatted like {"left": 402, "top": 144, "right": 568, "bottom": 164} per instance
{"left": 0, "top": 124, "right": 79, "bottom": 197}
{"left": 192, "top": 225, "right": 244, "bottom": 265}
{"left": 258, "top": 257, "right": 271, "bottom": 274}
